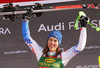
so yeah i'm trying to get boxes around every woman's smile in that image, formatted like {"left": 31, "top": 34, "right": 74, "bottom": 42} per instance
{"left": 48, "top": 37, "right": 59, "bottom": 52}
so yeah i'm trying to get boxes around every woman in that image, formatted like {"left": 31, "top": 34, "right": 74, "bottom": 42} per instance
{"left": 22, "top": 13, "right": 89, "bottom": 68}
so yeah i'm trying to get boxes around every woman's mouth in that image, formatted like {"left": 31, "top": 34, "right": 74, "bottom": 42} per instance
{"left": 50, "top": 45, "right": 55, "bottom": 48}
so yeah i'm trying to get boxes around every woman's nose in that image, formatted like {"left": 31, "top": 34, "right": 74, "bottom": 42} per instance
{"left": 51, "top": 41, "right": 54, "bottom": 44}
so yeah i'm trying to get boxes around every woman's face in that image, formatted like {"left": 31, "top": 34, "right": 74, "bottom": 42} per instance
{"left": 48, "top": 37, "right": 59, "bottom": 52}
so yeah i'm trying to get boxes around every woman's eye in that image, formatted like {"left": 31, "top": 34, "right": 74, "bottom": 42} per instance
{"left": 49, "top": 39, "right": 52, "bottom": 41}
{"left": 54, "top": 40, "right": 57, "bottom": 42}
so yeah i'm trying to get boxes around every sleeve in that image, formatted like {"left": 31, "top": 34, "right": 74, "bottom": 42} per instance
{"left": 22, "top": 20, "right": 43, "bottom": 61}
{"left": 62, "top": 27, "right": 87, "bottom": 66}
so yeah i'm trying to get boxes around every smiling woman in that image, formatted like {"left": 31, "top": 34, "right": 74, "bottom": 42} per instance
{"left": 45, "top": 31, "right": 62, "bottom": 52}
{"left": 43, "top": 31, "right": 62, "bottom": 55}
{"left": 22, "top": 11, "right": 89, "bottom": 68}
{"left": 47, "top": 37, "right": 59, "bottom": 52}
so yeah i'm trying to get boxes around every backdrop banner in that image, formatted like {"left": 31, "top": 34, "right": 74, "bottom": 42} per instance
{"left": 0, "top": 0, "right": 100, "bottom": 68}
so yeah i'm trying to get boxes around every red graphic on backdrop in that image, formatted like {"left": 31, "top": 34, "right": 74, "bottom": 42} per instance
{"left": 0, "top": 0, "right": 42, "bottom": 3}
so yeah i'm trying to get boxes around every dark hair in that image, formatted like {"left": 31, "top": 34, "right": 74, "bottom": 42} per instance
{"left": 43, "top": 43, "right": 62, "bottom": 55}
